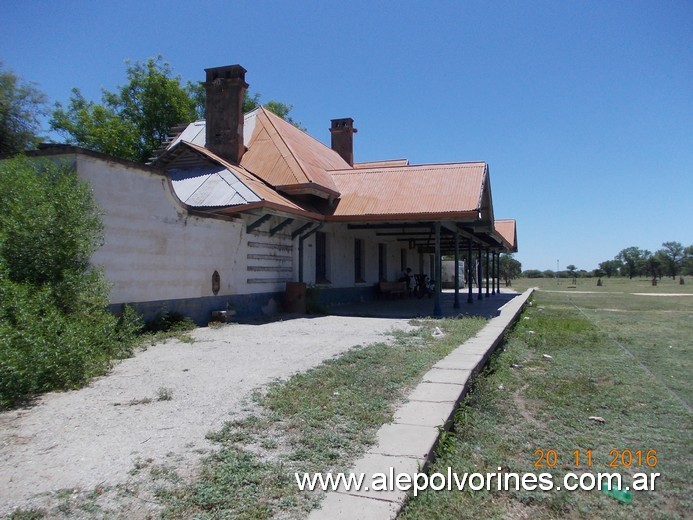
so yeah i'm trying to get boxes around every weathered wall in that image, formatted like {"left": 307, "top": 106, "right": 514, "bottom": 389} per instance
{"left": 72, "top": 154, "right": 292, "bottom": 321}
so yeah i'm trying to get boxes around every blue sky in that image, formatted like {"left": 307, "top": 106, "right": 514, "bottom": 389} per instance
{"left": 2, "top": 0, "right": 691, "bottom": 271}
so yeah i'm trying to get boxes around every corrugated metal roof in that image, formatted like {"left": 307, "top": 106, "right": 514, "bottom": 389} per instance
{"left": 241, "top": 107, "right": 344, "bottom": 197}
{"left": 169, "top": 165, "right": 261, "bottom": 207}
{"left": 180, "top": 141, "right": 317, "bottom": 215}
{"left": 330, "top": 162, "right": 487, "bottom": 220}
{"left": 493, "top": 219, "right": 517, "bottom": 251}
{"left": 171, "top": 108, "right": 345, "bottom": 199}
{"left": 169, "top": 121, "right": 206, "bottom": 149}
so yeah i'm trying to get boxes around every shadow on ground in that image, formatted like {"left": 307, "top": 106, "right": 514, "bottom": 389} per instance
{"left": 326, "top": 288, "right": 520, "bottom": 319}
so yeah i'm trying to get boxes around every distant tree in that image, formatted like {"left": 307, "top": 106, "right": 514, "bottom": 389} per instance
{"left": 682, "top": 245, "right": 693, "bottom": 276}
{"left": 0, "top": 62, "right": 47, "bottom": 158}
{"left": 566, "top": 264, "right": 577, "bottom": 277}
{"left": 641, "top": 250, "right": 663, "bottom": 280}
{"left": 522, "top": 269, "right": 544, "bottom": 278}
{"left": 658, "top": 241, "right": 684, "bottom": 280}
{"left": 51, "top": 56, "right": 304, "bottom": 162}
{"left": 616, "top": 247, "right": 643, "bottom": 279}
{"left": 599, "top": 259, "right": 622, "bottom": 278}
{"left": 593, "top": 268, "right": 605, "bottom": 278}
{"left": 500, "top": 254, "right": 522, "bottom": 284}
{"left": 543, "top": 269, "right": 555, "bottom": 279}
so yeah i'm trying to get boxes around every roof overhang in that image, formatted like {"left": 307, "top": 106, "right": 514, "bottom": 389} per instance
{"left": 277, "top": 182, "right": 340, "bottom": 200}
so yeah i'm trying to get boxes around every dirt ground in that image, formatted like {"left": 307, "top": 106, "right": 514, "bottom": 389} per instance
{"left": 0, "top": 315, "right": 414, "bottom": 517}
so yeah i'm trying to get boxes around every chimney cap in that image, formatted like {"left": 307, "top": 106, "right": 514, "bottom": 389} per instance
{"left": 330, "top": 118, "right": 357, "bottom": 133}
{"left": 204, "top": 64, "right": 247, "bottom": 83}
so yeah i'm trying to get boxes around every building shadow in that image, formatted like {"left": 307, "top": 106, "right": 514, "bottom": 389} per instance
{"left": 324, "top": 289, "right": 521, "bottom": 320}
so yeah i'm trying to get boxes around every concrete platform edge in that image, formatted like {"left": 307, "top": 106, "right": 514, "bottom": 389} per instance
{"left": 308, "top": 289, "right": 534, "bottom": 519}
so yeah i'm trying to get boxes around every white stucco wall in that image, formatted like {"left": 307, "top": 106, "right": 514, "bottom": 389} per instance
{"left": 73, "top": 153, "right": 293, "bottom": 304}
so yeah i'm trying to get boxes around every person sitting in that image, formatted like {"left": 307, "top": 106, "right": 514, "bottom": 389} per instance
{"left": 399, "top": 267, "right": 414, "bottom": 294}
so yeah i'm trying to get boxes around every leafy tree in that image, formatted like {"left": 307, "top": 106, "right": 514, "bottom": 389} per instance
{"left": 566, "top": 264, "right": 577, "bottom": 277}
{"left": 51, "top": 56, "right": 304, "bottom": 162}
{"left": 499, "top": 254, "right": 522, "bottom": 284}
{"left": 658, "top": 241, "right": 684, "bottom": 280}
{"left": 0, "top": 62, "right": 47, "bottom": 158}
{"left": 641, "top": 250, "right": 663, "bottom": 280}
{"left": 0, "top": 156, "right": 140, "bottom": 407}
{"left": 599, "top": 259, "right": 622, "bottom": 278}
{"left": 51, "top": 56, "right": 201, "bottom": 162}
{"left": 682, "top": 245, "right": 693, "bottom": 276}
{"left": 616, "top": 247, "right": 643, "bottom": 279}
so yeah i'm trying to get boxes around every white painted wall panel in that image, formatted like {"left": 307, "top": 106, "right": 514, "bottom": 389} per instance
{"left": 75, "top": 154, "right": 293, "bottom": 304}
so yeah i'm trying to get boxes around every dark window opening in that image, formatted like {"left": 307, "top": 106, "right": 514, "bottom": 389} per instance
{"left": 354, "top": 239, "right": 365, "bottom": 283}
{"left": 378, "top": 243, "right": 387, "bottom": 282}
{"left": 315, "top": 232, "right": 329, "bottom": 283}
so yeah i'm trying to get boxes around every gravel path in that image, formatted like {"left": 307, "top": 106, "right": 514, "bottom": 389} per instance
{"left": 0, "top": 315, "right": 413, "bottom": 516}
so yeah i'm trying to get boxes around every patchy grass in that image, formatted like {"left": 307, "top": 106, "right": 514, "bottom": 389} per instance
{"left": 513, "top": 274, "right": 693, "bottom": 295}
{"left": 400, "top": 287, "right": 692, "bottom": 519}
{"left": 139, "top": 311, "right": 197, "bottom": 346}
{"left": 156, "top": 386, "right": 174, "bottom": 401}
{"left": 159, "top": 317, "right": 486, "bottom": 519}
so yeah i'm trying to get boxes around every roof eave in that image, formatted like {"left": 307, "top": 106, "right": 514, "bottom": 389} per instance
{"left": 208, "top": 200, "right": 324, "bottom": 221}
{"left": 327, "top": 211, "right": 480, "bottom": 223}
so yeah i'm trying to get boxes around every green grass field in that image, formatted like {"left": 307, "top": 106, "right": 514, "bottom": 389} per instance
{"left": 401, "top": 277, "right": 692, "bottom": 519}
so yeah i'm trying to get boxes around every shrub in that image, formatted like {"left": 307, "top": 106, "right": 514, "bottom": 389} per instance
{"left": 0, "top": 157, "right": 141, "bottom": 408}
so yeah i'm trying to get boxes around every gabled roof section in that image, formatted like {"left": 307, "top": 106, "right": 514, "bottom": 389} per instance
{"left": 169, "top": 165, "right": 261, "bottom": 207}
{"left": 157, "top": 140, "right": 321, "bottom": 219}
{"left": 240, "top": 107, "right": 344, "bottom": 199}
{"left": 493, "top": 219, "right": 518, "bottom": 252}
{"left": 328, "top": 162, "right": 489, "bottom": 222}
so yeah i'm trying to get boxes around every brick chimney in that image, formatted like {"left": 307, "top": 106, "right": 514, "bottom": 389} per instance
{"left": 330, "top": 118, "right": 357, "bottom": 166}
{"left": 203, "top": 65, "right": 248, "bottom": 164}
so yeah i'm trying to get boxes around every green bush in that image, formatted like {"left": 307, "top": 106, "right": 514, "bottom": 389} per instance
{"left": 0, "top": 157, "right": 141, "bottom": 408}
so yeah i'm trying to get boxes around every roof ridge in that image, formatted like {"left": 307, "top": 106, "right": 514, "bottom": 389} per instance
{"left": 259, "top": 107, "right": 335, "bottom": 183}
{"left": 329, "top": 161, "right": 487, "bottom": 174}
{"left": 256, "top": 107, "right": 341, "bottom": 194}
{"left": 258, "top": 106, "right": 346, "bottom": 158}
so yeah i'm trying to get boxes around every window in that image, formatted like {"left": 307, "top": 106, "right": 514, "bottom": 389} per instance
{"left": 315, "top": 232, "right": 329, "bottom": 283}
{"left": 378, "top": 243, "right": 387, "bottom": 282}
{"left": 354, "top": 239, "right": 365, "bottom": 283}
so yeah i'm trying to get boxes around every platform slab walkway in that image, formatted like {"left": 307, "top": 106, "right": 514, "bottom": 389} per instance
{"left": 308, "top": 288, "right": 534, "bottom": 519}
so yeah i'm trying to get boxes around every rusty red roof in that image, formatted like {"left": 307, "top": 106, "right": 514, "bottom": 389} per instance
{"left": 241, "top": 107, "right": 345, "bottom": 198}
{"left": 493, "top": 219, "right": 517, "bottom": 252}
{"left": 328, "top": 162, "right": 488, "bottom": 221}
